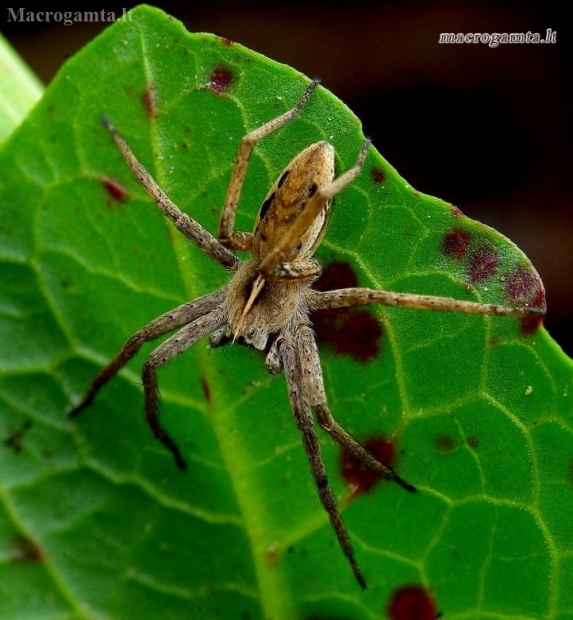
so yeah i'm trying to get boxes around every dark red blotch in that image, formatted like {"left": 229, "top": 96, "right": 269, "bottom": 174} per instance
{"left": 504, "top": 265, "right": 542, "bottom": 304}
{"left": 9, "top": 533, "right": 44, "bottom": 562}
{"left": 209, "top": 67, "right": 234, "bottom": 95}
{"left": 312, "top": 308, "right": 382, "bottom": 362}
{"left": 100, "top": 177, "right": 129, "bottom": 205}
{"left": 200, "top": 376, "right": 212, "bottom": 404}
{"left": 442, "top": 228, "right": 471, "bottom": 260}
{"left": 503, "top": 265, "right": 546, "bottom": 333}
{"left": 388, "top": 585, "right": 437, "bottom": 620}
{"left": 311, "top": 261, "right": 382, "bottom": 363}
{"left": 371, "top": 167, "right": 386, "bottom": 185}
{"left": 435, "top": 434, "right": 455, "bottom": 453}
{"left": 142, "top": 83, "right": 157, "bottom": 117}
{"left": 467, "top": 436, "right": 480, "bottom": 449}
{"left": 467, "top": 246, "right": 500, "bottom": 283}
{"left": 314, "top": 260, "right": 358, "bottom": 291}
{"left": 341, "top": 436, "right": 395, "bottom": 499}
{"left": 520, "top": 290, "right": 546, "bottom": 333}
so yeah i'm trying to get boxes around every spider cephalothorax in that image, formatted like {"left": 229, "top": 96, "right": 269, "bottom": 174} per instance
{"left": 70, "top": 80, "right": 544, "bottom": 588}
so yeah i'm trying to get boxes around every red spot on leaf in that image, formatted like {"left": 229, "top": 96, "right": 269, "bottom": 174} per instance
{"left": 450, "top": 204, "right": 464, "bottom": 216}
{"left": 442, "top": 228, "right": 471, "bottom": 259}
{"left": 100, "top": 177, "right": 129, "bottom": 205}
{"left": 388, "top": 585, "right": 437, "bottom": 620}
{"left": 341, "top": 436, "right": 395, "bottom": 499}
{"left": 312, "top": 262, "right": 382, "bottom": 363}
{"left": 200, "top": 377, "right": 211, "bottom": 404}
{"left": 313, "top": 261, "right": 358, "bottom": 290}
{"left": 220, "top": 36, "right": 234, "bottom": 46}
{"left": 503, "top": 266, "right": 546, "bottom": 333}
{"left": 435, "top": 434, "right": 455, "bottom": 453}
{"left": 371, "top": 167, "right": 386, "bottom": 184}
{"left": 142, "top": 83, "right": 157, "bottom": 117}
{"left": 520, "top": 290, "right": 546, "bottom": 334}
{"left": 9, "top": 534, "right": 44, "bottom": 562}
{"left": 312, "top": 309, "right": 382, "bottom": 362}
{"left": 467, "top": 436, "right": 480, "bottom": 449}
{"left": 467, "top": 246, "right": 499, "bottom": 283}
{"left": 504, "top": 266, "right": 541, "bottom": 304}
{"left": 209, "top": 67, "right": 234, "bottom": 95}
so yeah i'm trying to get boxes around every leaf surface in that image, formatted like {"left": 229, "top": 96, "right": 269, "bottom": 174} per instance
{"left": 0, "top": 7, "right": 572, "bottom": 620}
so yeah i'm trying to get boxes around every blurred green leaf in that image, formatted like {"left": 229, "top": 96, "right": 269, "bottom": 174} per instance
{"left": 1, "top": 6, "right": 572, "bottom": 620}
{"left": 0, "top": 33, "right": 43, "bottom": 143}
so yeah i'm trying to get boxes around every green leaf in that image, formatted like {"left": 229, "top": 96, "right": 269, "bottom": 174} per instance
{"left": 1, "top": 6, "right": 572, "bottom": 619}
{"left": 0, "top": 34, "right": 43, "bottom": 144}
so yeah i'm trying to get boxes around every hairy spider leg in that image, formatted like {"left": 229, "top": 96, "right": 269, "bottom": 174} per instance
{"left": 140, "top": 307, "right": 227, "bottom": 469}
{"left": 258, "top": 139, "right": 370, "bottom": 279}
{"left": 218, "top": 79, "right": 320, "bottom": 251}
{"left": 309, "top": 287, "right": 546, "bottom": 318}
{"left": 101, "top": 116, "right": 240, "bottom": 272}
{"left": 70, "top": 290, "right": 227, "bottom": 469}
{"left": 280, "top": 337, "right": 366, "bottom": 590}
{"left": 296, "top": 323, "right": 416, "bottom": 493}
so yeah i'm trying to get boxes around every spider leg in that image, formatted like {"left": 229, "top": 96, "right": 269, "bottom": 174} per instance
{"left": 101, "top": 117, "right": 240, "bottom": 272}
{"left": 308, "top": 287, "right": 546, "bottom": 317}
{"left": 297, "top": 322, "right": 416, "bottom": 493}
{"left": 218, "top": 79, "right": 320, "bottom": 251}
{"left": 258, "top": 140, "right": 370, "bottom": 278}
{"left": 141, "top": 307, "right": 227, "bottom": 470}
{"left": 281, "top": 335, "right": 366, "bottom": 590}
{"left": 70, "top": 289, "right": 226, "bottom": 418}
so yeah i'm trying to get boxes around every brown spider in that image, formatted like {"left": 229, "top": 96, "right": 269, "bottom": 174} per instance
{"left": 70, "top": 80, "right": 544, "bottom": 588}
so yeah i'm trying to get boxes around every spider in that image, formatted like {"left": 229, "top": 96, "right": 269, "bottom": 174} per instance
{"left": 70, "top": 79, "right": 545, "bottom": 588}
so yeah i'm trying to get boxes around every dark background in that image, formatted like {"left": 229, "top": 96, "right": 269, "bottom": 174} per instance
{"left": 3, "top": 1, "right": 572, "bottom": 355}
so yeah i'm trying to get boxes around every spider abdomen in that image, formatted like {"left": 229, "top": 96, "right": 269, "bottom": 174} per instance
{"left": 253, "top": 141, "right": 335, "bottom": 262}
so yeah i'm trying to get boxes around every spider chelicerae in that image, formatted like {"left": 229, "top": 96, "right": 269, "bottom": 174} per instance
{"left": 70, "top": 80, "right": 544, "bottom": 588}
